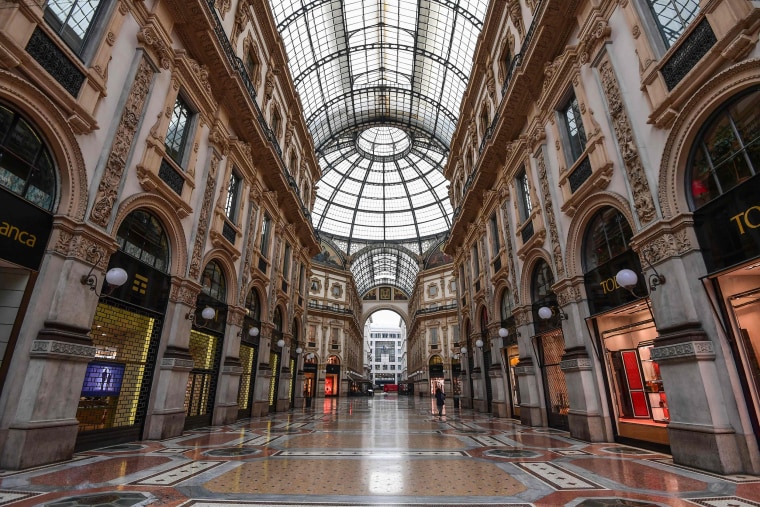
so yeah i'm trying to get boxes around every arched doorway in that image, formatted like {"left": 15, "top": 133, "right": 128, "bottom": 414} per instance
{"left": 500, "top": 288, "right": 520, "bottom": 418}
{"left": 238, "top": 288, "right": 261, "bottom": 419}
{"left": 76, "top": 209, "right": 171, "bottom": 450}
{"left": 185, "top": 260, "right": 228, "bottom": 429}
{"left": 688, "top": 87, "right": 760, "bottom": 447}
{"left": 0, "top": 104, "right": 57, "bottom": 393}
{"left": 531, "top": 259, "right": 569, "bottom": 430}
{"left": 582, "top": 206, "right": 669, "bottom": 447}
{"left": 429, "top": 355, "right": 444, "bottom": 394}
{"left": 325, "top": 355, "right": 341, "bottom": 396}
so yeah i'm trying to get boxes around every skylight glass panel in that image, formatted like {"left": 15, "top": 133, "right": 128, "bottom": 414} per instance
{"left": 273, "top": 0, "right": 486, "bottom": 262}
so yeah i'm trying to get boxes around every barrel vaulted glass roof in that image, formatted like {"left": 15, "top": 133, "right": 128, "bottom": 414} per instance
{"left": 270, "top": 0, "right": 488, "bottom": 290}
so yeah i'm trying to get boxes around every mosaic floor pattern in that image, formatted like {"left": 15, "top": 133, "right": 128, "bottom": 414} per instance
{"left": 0, "top": 396, "right": 758, "bottom": 506}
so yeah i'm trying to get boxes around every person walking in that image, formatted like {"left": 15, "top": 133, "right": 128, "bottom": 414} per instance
{"left": 435, "top": 387, "right": 446, "bottom": 417}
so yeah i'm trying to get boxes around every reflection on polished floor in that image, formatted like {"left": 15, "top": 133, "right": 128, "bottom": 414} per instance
{"left": 1, "top": 396, "right": 758, "bottom": 506}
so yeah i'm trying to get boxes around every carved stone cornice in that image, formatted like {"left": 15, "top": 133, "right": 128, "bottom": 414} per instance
{"left": 31, "top": 340, "right": 95, "bottom": 361}
{"left": 598, "top": 57, "right": 657, "bottom": 226}
{"left": 537, "top": 47, "right": 579, "bottom": 113}
{"left": 169, "top": 277, "right": 202, "bottom": 306}
{"left": 90, "top": 57, "right": 155, "bottom": 228}
{"left": 173, "top": 50, "right": 217, "bottom": 122}
{"left": 629, "top": 213, "right": 696, "bottom": 266}
{"left": 50, "top": 216, "right": 118, "bottom": 266}
{"left": 553, "top": 276, "right": 584, "bottom": 307}
{"left": 577, "top": 17, "right": 611, "bottom": 66}
{"left": 137, "top": 19, "right": 173, "bottom": 70}
{"left": 651, "top": 341, "right": 715, "bottom": 363}
{"left": 208, "top": 119, "right": 231, "bottom": 156}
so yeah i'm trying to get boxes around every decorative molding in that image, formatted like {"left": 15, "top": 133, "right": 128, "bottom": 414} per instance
{"left": 639, "top": 230, "right": 692, "bottom": 264}
{"left": 514, "top": 364, "right": 535, "bottom": 376}
{"left": 598, "top": 58, "right": 657, "bottom": 226}
{"left": 31, "top": 340, "right": 95, "bottom": 359}
{"left": 137, "top": 23, "right": 172, "bottom": 70}
{"left": 90, "top": 57, "right": 154, "bottom": 227}
{"left": 651, "top": 341, "right": 715, "bottom": 362}
{"left": 500, "top": 200, "right": 520, "bottom": 305}
{"left": 161, "top": 357, "right": 194, "bottom": 370}
{"left": 560, "top": 357, "right": 593, "bottom": 371}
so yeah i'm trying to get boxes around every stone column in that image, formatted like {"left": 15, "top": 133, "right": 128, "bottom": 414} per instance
{"left": 641, "top": 223, "right": 754, "bottom": 474}
{"left": 515, "top": 308, "right": 543, "bottom": 427}
{"left": 145, "top": 277, "right": 198, "bottom": 440}
{"left": 251, "top": 321, "right": 274, "bottom": 416}
{"left": 555, "top": 278, "right": 613, "bottom": 442}
{"left": 213, "top": 306, "right": 245, "bottom": 425}
{"left": 0, "top": 224, "right": 114, "bottom": 469}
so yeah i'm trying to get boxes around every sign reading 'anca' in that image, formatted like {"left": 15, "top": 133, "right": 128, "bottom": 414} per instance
{"left": 0, "top": 187, "right": 53, "bottom": 271}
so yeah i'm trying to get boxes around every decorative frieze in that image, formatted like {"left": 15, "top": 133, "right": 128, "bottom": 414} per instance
{"left": 651, "top": 341, "right": 715, "bottom": 362}
{"left": 161, "top": 357, "right": 194, "bottom": 370}
{"left": 90, "top": 57, "right": 154, "bottom": 227}
{"left": 560, "top": 357, "right": 593, "bottom": 372}
{"left": 137, "top": 25, "right": 172, "bottom": 70}
{"left": 598, "top": 59, "right": 657, "bottom": 226}
{"left": 641, "top": 230, "right": 692, "bottom": 265}
{"left": 515, "top": 364, "right": 535, "bottom": 376}
{"left": 31, "top": 340, "right": 95, "bottom": 360}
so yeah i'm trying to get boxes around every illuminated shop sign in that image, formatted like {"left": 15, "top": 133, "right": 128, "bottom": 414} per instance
{"left": 694, "top": 174, "right": 760, "bottom": 273}
{"left": 81, "top": 361, "right": 125, "bottom": 397}
{"left": 583, "top": 250, "right": 644, "bottom": 315}
{"left": 0, "top": 187, "right": 53, "bottom": 270}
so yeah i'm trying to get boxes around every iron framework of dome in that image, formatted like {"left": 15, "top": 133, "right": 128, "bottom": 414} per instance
{"left": 270, "top": 0, "right": 489, "bottom": 291}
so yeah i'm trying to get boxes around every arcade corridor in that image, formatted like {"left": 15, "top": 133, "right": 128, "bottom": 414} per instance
{"left": 0, "top": 397, "right": 757, "bottom": 506}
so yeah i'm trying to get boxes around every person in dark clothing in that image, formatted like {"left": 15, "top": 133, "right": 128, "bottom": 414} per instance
{"left": 435, "top": 387, "right": 445, "bottom": 416}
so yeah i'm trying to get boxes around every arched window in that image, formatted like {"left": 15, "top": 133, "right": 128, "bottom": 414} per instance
{"left": 582, "top": 207, "right": 633, "bottom": 272}
{"left": 689, "top": 88, "right": 760, "bottom": 210}
{"left": 0, "top": 105, "right": 57, "bottom": 211}
{"left": 117, "top": 210, "right": 170, "bottom": 272}
{"left": 327, "top": 355, "right": 340, "bottom": 365}
{"left": 500, "top": 289, "right": 512, "bottom": 321}
{"left": 429, "top": 355, "right": 443, "bottom": 365}
{"left": 531, "top": 260, "right": 554, "bottom": 304}
{"left": 201, "top": 261, "right": 226, "bottom": 303}
{"left": 245, "top": 289, "right": 261, "bottom": 321}
{"left": 479, "top": 306, "right": 488, "bottom": 333}
{"left": 273, "top": 306, "right": 283, "bottom": 332}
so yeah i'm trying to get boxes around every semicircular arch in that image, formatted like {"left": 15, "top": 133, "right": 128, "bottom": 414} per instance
{"left": 564, "top": 192, "right": 637, "bottom": 279}
{"left": 659, "top": 59, "right": 760, "bottom": 219}
{"left": 0, "top": 70, "right": 87, "bottom": 220}
{"left": 113, "top": 194, "right": 189, "bottom": 279}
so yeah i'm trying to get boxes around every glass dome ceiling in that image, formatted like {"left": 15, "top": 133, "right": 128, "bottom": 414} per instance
{"left": 270, "top": 0, "right": 488, "bottom": 289}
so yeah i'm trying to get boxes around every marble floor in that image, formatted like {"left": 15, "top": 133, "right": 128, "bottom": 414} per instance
{"left": 1, "top": 396, "right": 758, "bottom": 507}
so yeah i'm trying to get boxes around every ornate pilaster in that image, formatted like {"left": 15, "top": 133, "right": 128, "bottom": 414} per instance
{"left": 598, "top": 58, "right": 657, "bottom": 226}
{"left": 535, "top": 148, "right": 565, "bottom": 279}
{"left": 188, "top": 155, "right": 220, "bottom": 280}
{"left": 90, "top": 57, "right": 155, "bottom": 227}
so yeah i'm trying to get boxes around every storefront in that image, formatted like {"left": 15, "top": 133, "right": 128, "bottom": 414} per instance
{"left": 76, "top": 212, "right": 171, "bottom": 450}
{"left": 237, "top": 289, "right": 261, "bottom": 419}
{"left": 303, "top": 353, "right": 317, "bottom": 405}
{"left": 0, "top": 106, "right": 56, "bottom": 395}
{"left": 325, "top": 355, "right": 340, "bottom": 396}
{"left": 184, "top": 261, "right": 227, "bottom": 429}
{"left": 689, "top": 88, "right": 760, "bottom": 444}
{"left": 532, "top": 260, "right": 569, "bottom": 430}
{"left": 499, "top": 315, "right": 520, "bottom": 419}
{"left": 582, "top": 207, "right": 670, "bottom": 447}
{"left": 429, "top": 355, "right": 444, "bottom": 395}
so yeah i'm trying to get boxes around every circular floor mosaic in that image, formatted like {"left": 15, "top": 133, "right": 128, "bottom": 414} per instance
{"left": 45, "top": 492, "right": 150, "bottom": 507}
{"left": 204, "top": 446, "right": 262, "bottom": 457}
{"left": 485, "top": 449, "right": 541, "bottom": 458}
